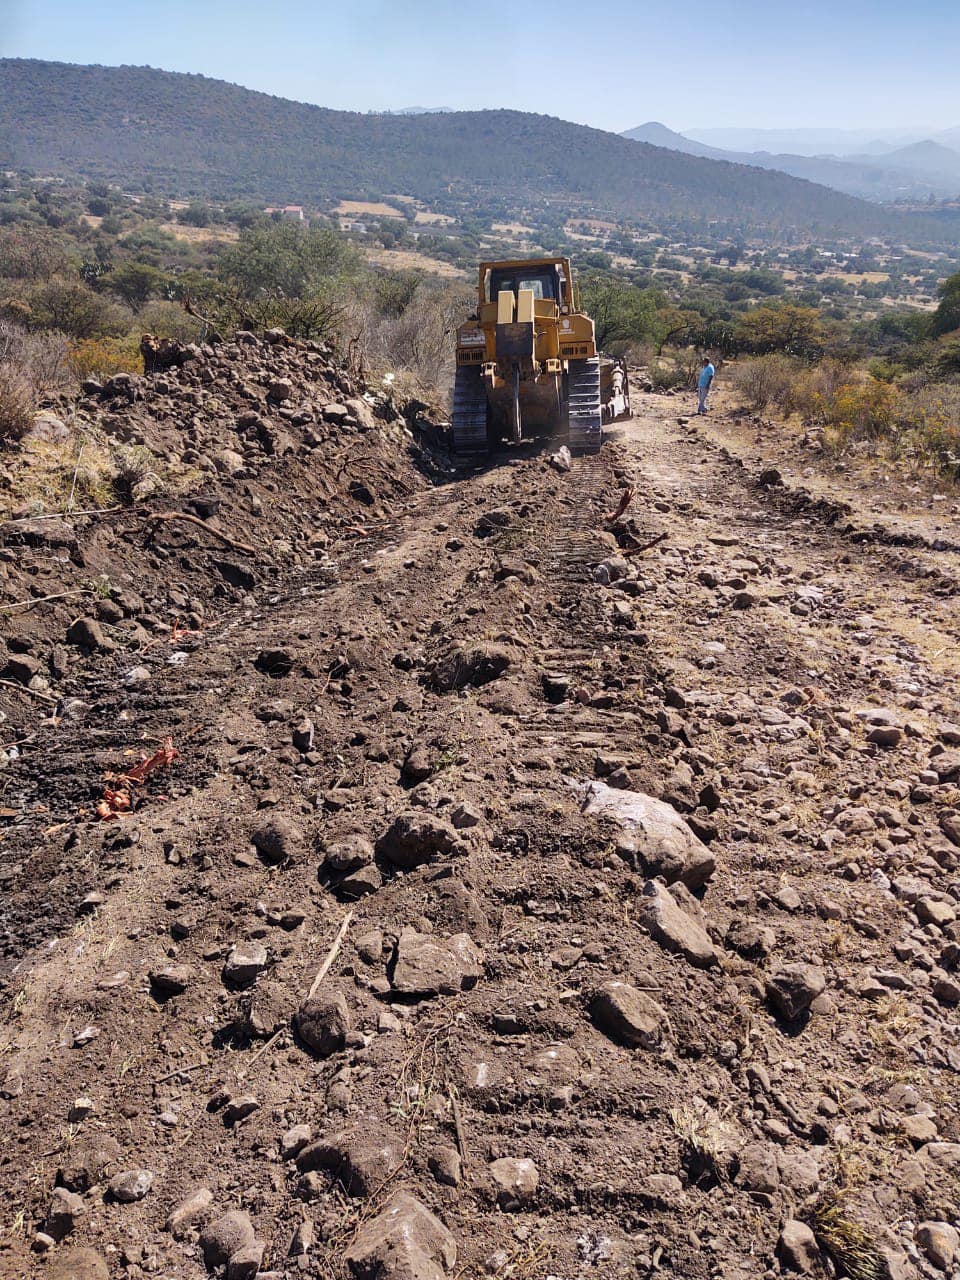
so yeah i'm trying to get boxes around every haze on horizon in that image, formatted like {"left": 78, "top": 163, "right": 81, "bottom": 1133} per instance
{"left": 3, "top": 0, "right": 958, "bottom": 136}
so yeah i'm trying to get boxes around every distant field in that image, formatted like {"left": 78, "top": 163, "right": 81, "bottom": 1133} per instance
{"left": 363, "top": 247, "right": 466, "bottom": 278}
{"left": 159, "top": 222, "right": 240, "bottom": 243}
{"left": 334, "top": 200, "right": 404, "bottom": 218}
{"left": 414, "top": 211, "right": 456, "bottom": 225}
{"left": 491, "top": 222, "right": 535, "bottom": 235}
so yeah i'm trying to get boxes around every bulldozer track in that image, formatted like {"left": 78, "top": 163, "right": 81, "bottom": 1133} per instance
{"left": 567, "top": 356, "right": 603, "bottom": 454}
{"left": 451, "top": 363, "right": 488, "bottom": 454}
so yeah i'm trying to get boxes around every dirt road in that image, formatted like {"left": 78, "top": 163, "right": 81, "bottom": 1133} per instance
{"left": 2, "top": 379, "right": 959, "bottom": 1280}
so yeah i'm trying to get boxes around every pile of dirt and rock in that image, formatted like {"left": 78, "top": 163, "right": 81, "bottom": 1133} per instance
{"left": 0, "top": 329, "right": 439, "bottom": 744}
{"left": 1, "top": 377, "right": 959, "bottom": 1280}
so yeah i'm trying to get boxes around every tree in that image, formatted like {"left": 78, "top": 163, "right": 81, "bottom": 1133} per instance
{"left": 105, "top": 261, "right": 166, "bottom": 309}
{"left": 933, "top": 270, "right": 960, "bottom": 337}
{"left": 579, "top": 276, "right": 659, "bottom": 350}
{"left": 28, "top": 278, "right": 131, "bottom": 339}
{"left": 733, "top": 305, "right": 826, "bottom": 360}
{"left": 181, "top": 202, "right": 212, "bottom": 228}
{"left": 217, "top": 221, "right": 358, "bottom": 301}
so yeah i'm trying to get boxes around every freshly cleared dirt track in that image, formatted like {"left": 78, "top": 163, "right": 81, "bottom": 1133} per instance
{"left": 2, "top": 359, "right": 960, "bottom": 1280}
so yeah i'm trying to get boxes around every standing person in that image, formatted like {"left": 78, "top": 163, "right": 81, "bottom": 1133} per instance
{"left": 697, "top": 357, "right": 715, "bottom": 415}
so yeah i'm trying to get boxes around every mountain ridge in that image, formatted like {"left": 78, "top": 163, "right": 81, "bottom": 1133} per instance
{"left": 0, "top": 58, "right": 940, "bottom": 242}
{"left": 623, "top": 121, "right": 960, "bottom": 201}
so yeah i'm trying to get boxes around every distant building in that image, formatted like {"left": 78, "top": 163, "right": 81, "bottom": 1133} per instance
{"left": 265, "top": 205, "right": 305, "bottom": 221}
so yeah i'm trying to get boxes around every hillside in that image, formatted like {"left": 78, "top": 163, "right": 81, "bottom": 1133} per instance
{"left": 0, "top": 58, "right": 934, "bottom": 241}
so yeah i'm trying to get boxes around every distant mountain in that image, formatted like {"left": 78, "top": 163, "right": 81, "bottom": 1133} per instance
{"left": 622, "top": 122, "right": 960, "bottom": 202}
{"left": 863, "top": 140, "right": 960, "bottom": 180}
{"left": 683, "top": 126, "right": 938, "bottom": 156}
{"left": 621, "top": 122, "right": 728, "bottom": 160}
{"left": 0, "top": 59, "right": 933, "bottom": 243}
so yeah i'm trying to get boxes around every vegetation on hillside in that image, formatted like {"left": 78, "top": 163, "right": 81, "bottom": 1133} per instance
{"left": 1, "top": 169, "right": 959, "bottom": 481}
{"left": 0, "top": 58, "right": 949, "bottom": 245}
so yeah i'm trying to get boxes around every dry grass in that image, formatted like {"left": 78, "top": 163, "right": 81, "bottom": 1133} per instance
{"left": 363, "top": 247, "right": 466, "bottom": 279}
{"left": 334, "top": 200, "right": 404, "bottom": 219}
{"left": 158, "top": 222, "right": 239, "bottom": 244}
{"left": 812, "top": 1191, "right": 887, "bottom": 1280}
{"left": 1, "top": 421, "right": 173, "bottom": 517}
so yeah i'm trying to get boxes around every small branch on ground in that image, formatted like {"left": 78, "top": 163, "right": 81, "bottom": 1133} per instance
{"left": 144, "top": 510, "right": 257, "bottom": 555}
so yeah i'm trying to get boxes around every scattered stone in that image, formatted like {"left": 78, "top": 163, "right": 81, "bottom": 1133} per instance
{"left": 429, "top": 1147, "right": 462, "bottom": 1187}
{"left": 281, "top": 1125, "right": 312, "bottom": 1160}
{"left": 637, "top": 880, "right": 718, "bottom": 968}
{"left": 296, "top": 1127, "right": 404, "bottom": 1196}
{"left": 108, "top": 1169, "right": 154, "bottom": 1202}
{"left": 344, "top": 1191, "right": 457, "bottom": 1280}
{"left": 766, "top": 964, "right": 826, "bottom": 1022}
{"left": 222, "top": 940, "right": 268, "bottom": 987}
{"left": 44, "top": 1187, "right": 85, "bottom": 1241}
{"left": 66, "top": 617, "right": 114, "bottom": 651}
{"left": 867, "top": 725, "right": 903, "bottom": 748}
{"left": 325, "top": 834, "right": 375, "bottom": 873}
{"left": 489, "top": 1157, "right": 539, "bottom": 1210}
{"left": 223, "top": 1095, "right": 260, "bottom": 1125}
{"left": 165, "top": 1187, "right": 214, "bottom": 1238}
{"left": 200, "top": 1211, "right": 257, "bottom": 1270}
{"left": 244, "top": 980, "right": 291, "bottom": 1038}
{"left": 148, "top": 965, "right": 193, "bottom": 999}
{"left": 391, "top": 928, "right": 483, "bottom": 998}
{"left": 377, "top": 812, "right": 463, "bottom": 869}
{"left": 251, "top": 813, "right": 303, "bottom": 862}
{"left": 295, "top": 990, "right": 350, "bottom": 1055}
{"left": 590, "top": 981, "right": 670, "bottom": 1049}
{"left": 227, "top": 1242, "right": 264, "bottom": 1280}
{"left": 778, "top": 1220, "right": 823, "bottom": 1273}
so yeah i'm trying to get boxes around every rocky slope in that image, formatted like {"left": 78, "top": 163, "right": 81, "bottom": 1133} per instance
{"left": 0, "top": 358, "right": 959, "bottom": 1280}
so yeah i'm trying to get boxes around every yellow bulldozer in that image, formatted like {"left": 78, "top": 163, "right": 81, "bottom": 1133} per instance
{"left": 451, "top": 256, "right": 630, "bottom": 454}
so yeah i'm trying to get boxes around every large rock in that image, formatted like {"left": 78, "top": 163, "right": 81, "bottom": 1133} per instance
{"left": 295, "top": 990, "right": 350, "bottom": 1055}
{"left": 574, "top": 780, "right": 715, "bottom": 889}
{"left": 391, "top": 929, "right": 483, "bottom": 998}
{"left": 344, "top": 1191, "right": 456, "bottom": 1280}
{"left": 778, "top": 1220, "right": 823, "bottom": 1273}
{"left": 200, "top": 1211, "right": 257, "bottom": 1269}
{"left": 930, "top": 749, "right": 960, "bottom": 783}
{"left": 428, "top": 642, "right": 513, "bottom": 692}
{"left": 377, "top": 813, "right": 463, "bottom": 869}
{"left": 916, "top": 1222, "right": 958, "bottom": 1271}
{"left": 251, "top": 813, "right": 304, "bottom": 862}
{"left": 590, "top": 981, "right": 670, "bottom": 1049}
{"left": 766, "top": 964, "right": 826, "bottom": 1022}
{"left": 296, "top": 1126, "right": 404, "bottom": 1196}
{"left": 637, "top": 881, "right": 718, "bottom": 969}
{"left": 489, "top": 1157, "right": 539, "bottom": 1210}
{"left": 222, "top": 941, "right": 268, "bottom": 987}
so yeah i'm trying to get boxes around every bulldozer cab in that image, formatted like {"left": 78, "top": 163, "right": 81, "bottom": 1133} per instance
{"left": 479, "top": 258, "right": 574, "bottom": 310}
{"left": 484, "top": 263, "right": 564, "bottom": 304}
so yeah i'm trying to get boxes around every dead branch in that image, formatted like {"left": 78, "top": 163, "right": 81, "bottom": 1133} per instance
{"left": 623, "top": 532, "right": 668, "bottom": 558}
{"left": 0, "top": 588, "right": 92, "bottom": 613}
{"left": 0, "top": 679, "right": 58, "bottom": 703}
{"left": 145, "top": 510, "right": 257, "bottom": 555}
{"left": 307, "top": 910, "right": 354, "bottom": 999}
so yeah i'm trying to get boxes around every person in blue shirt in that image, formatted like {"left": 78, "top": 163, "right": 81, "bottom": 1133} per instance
{"left": 697, "top": 357, "right": 715, "bottom": 415}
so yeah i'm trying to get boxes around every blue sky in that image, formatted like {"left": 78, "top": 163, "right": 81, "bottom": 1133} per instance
{"left": 3, "top": 0, "right": 958, "bottom": 133}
